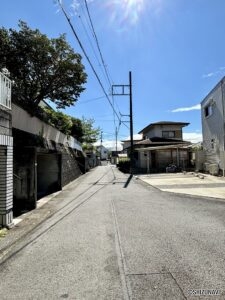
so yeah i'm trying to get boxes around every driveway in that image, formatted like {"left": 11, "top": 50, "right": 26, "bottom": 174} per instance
{"left": 138, "top": 172, "right": 225, "bottom": 200}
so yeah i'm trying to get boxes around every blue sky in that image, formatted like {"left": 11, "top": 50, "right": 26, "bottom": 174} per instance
{"left": 1, "top": 0, "right": 225, "bottom": 147}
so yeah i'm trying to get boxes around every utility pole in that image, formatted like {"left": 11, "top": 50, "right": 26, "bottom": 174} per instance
{"left": 129, "top": 71, "right": 134, "bottom": 173}
{"left": 112, "top": 71, "right": 134, "bottom": 173}
{"left": 115, "top": 126, "right": 118, "bottom": 153}
{"left": 100, "top": 130, "right": 103, "bottom": 160}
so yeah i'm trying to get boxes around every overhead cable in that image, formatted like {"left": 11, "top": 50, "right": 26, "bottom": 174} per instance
{"left": 82, "top": 0, "right": 122, "bottom": 134}
{"left": 84, "top": 0, "right": 112, "bottom": 87}
{"left": 57, "top": 0, "right": 121, "bottom": 123}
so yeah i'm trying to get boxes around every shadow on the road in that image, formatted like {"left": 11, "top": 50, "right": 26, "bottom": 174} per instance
{"left": 123, "top": 174, "right": 133, "bottom": 188}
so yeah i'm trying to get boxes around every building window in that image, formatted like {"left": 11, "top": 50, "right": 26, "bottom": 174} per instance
{"left": 162, "top": 131, "right": 175, "bottom": 138}
{"left": 204, "top": 103, "right": 213, "bottom": 117}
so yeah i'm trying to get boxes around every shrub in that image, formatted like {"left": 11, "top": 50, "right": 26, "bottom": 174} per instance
{"left": 117, "top": 159, "right": 131, "bottom": 173}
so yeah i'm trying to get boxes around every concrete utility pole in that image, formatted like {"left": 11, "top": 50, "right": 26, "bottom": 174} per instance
{"left": 115, "top": 126, "right": 118, "bottom": 153}
{"left": 129, "top": 71, "right": 134, "bottom": 173}
{"left": 100, "top": 130, "right": 103, "bottom": 160}
{"left": 112, "top": 71, "right": 134, "bottom": 173}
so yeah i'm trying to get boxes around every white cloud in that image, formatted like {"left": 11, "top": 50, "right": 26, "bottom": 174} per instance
{"left": 103, "top": 140, "right": 123, "bottom": 151}
{"left": 123, "top": 134, "right": 143, "bottom": 141}
{"left": 202, "top": 72, "right": 216, "bottom": 78}
{"left": 94, "top": 140, "right": 123, "bottom": 151}
{"left": 183, "top": 132, "right": 202, "bottom": 143}
{"left": 95, "top": 134, "right": 143, "bottom": 150}
{"left": 171, "top": 104, "right": 201, "bottom": 113}
{"left": 202, "top": 66, "right": 225, "bottom": 78}
{"left": 70, "top": 0, "right": 94, "bottom": 15}
{"left": 71, "top": 0, "right": 80, "bottom": 12}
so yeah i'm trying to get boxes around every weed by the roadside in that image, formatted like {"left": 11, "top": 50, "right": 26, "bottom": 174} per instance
{"left": 0, "top": 228, "right": 8, "bottom": 239}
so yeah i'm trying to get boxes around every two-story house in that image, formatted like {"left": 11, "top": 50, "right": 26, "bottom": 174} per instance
{"left": 121, "top": 134, "right": 143, "bottom": 152}
{"left": 201, "top": 76, "right": 225, "bottom": 175}
{"left": 95, "top": 145, "right": 109, "bottom": 160}
{"left": 132, "top": 121, "right": 190, "bottom": 173}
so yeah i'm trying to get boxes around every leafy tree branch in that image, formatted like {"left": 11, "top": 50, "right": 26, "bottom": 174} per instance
{"left": 0, "top": 20, "right": 87, "bottom": 113}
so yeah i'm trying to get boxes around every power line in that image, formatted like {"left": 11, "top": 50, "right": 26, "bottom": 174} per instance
{"left": 76, "top": 0, "right": 114, "bottom": 88}
{"left": 82, "top": 0, "right": 123, "bottom": 134}
{"left": 84, "top": 0, "right": 112, "bottom": 87}
{"left": 78, "top": 15, "right": 101, "bottom": 68}
{"left": 57, "top": 0, "right": 121, "bottom": 123}
{"left": 121, "top": 121, "right": 130, "bottom": 130}
{"left": 78, "top": 95, "right": 106, "bottom": 104}
{"left": 58, "top": 1, "right": 130, "bottom": 145}
{"left": 78, "top": 14, "right": 111, "bottom": 86}
{"left": 78, "top": 0, "right": 95, "bottom": 36}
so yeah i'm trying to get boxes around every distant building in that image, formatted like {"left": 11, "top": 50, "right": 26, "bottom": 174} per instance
{"left": 121, "top": 134, "right": 142, "bottom": 152}
{"left": 95, "top": 145, "right": 109, "bottom": 160}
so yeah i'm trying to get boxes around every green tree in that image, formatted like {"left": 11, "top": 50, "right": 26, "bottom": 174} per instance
{"left": 70, "top": 117, "right": 84, "bottom": 141}
{"left": 81, "top": 117, "right": 100, "bottom": 145}
{"left": 41, "top": 109, "right": 100, "bottom": 146}
{"left": 0, "top": 21, "right": 87, "bottom": 113}
{"left": 43, "top": 107, "right": 73, "bottom": 135}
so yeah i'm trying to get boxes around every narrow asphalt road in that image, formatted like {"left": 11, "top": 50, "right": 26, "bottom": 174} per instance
{"left": 0, "top": 165, "right": 225, "bottom": 299}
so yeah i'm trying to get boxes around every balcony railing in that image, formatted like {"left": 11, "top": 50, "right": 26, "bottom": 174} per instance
{"left": 0, "top": 72, "right": 11, "bottom": 110}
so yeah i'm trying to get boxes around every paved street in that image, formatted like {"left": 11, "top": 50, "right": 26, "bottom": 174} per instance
{"left": 0, "top": 165, "right": 225, "bottom": 299}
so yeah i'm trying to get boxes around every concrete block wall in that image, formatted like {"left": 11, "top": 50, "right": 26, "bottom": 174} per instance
{"left": 0, "top": 136, "right": 13, "bottom": 227}
{"left": 12, "top": 129, "right": 84, "bottom": 213}
{"left": 61, "top": 147, "right": 82, "bottom": 187}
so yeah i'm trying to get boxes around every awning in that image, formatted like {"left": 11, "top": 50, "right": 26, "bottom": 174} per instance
{"left": 136, "top": 143, "right": 190, "bottom": 152}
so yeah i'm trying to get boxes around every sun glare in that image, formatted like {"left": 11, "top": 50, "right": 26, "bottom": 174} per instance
{"left": 122, "top": 0, "right": 145, "bottom": 23}
{"left": 70, "top": 0, "right": 162, "bottom": 34}
{"left": 104, "top": 0, "right": 147, "bottom": 32}
{"left": 124, "top": 0, "right": 145, "bottom": 8}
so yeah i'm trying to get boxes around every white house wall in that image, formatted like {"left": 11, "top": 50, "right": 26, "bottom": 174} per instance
{"left": 144, "top": 127, "right": 157, "bottom": 138}
{"left": 139, "top": 152, "right": 149, "bottom": 169}
{"left": 123, "top": 141, "right": 131, "bottom": 150}
{"left": 201, "top": 81, "right": 225, "bottom": 168}
{"left": 144, "top": 125, "right": 183, "bottom": 140}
